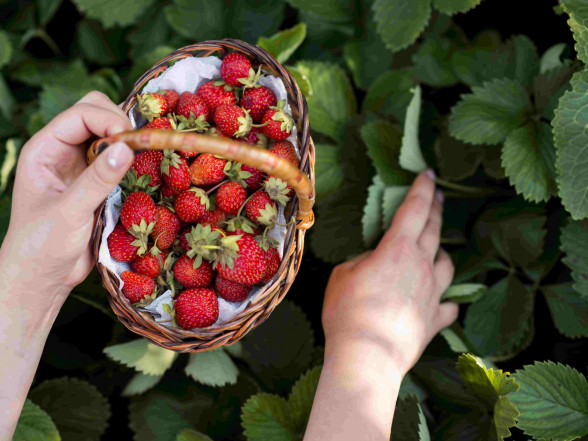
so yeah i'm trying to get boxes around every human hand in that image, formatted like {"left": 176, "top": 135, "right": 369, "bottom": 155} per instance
{"left": 321, "top": 170, "right": 458, "bottom": 375}
{"left": 0, "top": 91, "right": 134, "bottom": 306}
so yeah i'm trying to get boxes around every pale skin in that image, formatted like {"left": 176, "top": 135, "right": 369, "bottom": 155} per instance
{"left": 0, "top": 92, "right": 457, "bottom": 440}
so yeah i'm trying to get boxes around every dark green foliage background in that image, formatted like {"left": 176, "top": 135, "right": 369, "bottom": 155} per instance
{"left": 2, "top": 0, "right": 588, "bottom": 440}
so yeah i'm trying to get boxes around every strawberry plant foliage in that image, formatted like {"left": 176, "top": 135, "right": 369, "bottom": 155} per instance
{"left": 13, "top": 399, "right": 60, "bottom": 441}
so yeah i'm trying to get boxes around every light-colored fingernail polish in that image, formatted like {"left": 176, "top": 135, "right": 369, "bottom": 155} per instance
{"left": 436, "top": 189, "right": 444, "bottom": 203}
{"left": 110, "top": 125, "right": 126, "bottom": 135}
{"left": 107, "top": 142, "right": 130, "bottom": 169}
{"left": 425, "top": 168, "right": 436, "bottom": 180}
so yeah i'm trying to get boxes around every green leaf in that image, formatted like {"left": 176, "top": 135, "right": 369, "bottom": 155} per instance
{"left": 553, "top": 69, "right": 588, "bottom": 219}
{"left": 382, "top": 186, "right": 410, "bottom": 230}
{"left": 540, "top": 43, "right": 567, "bottom": 73}
{"left": 510, "top": 361, "right": 588, "bottom": 440}
{"left": 122, "top": 373, "right": 164, "bottom": 397}
{"left": 258, "top": 23, "right": 306, "bottom": 64}
{"left": 362, "top": 175, "right": 386, "bottom": 247}
{"left": 432, "top": 0, "right": 483, "bottom": 14}
{"left": 451, "top": 48, "right": 510, "bottom": 88}
{"left": 561, "top": 219, "right": 588, "bottom": 296}
{"left": 286, "top": 65, "right": 312, "bottom": 98}
{"left": 400, "top": 86, "right": 428, "bottom": 173}
{"left": 441, "top": 284, "right": 487, "bottom": 304}
{"left": 295, "top": 61, "right": 356, "bottom": 141}
{"left": 227, "top": 0, "right": 284, "bottom": 43}
{"left": 176, "top": 429, "right": 213, "bottom": 441}
{"left": 0, "top": 30, "right": 13, "bottom": 68}
{"left": 501, "top": 122, "right": 557, "bottom": 203}
{"left": 390, "top": 395, "right": 429, "bottom": 441}
{"left": 506, "top": 35, "right": 540, "bottom": 87}
{"left": 314, "top": 143, "right": 344, "bottom": 197}
{"left": 372, "top": 0, "right": 432, "bottom": 53}
{"left": 164, "top": 0, "right": 225, "bottom": 40}
{"left": 37, "top": 0, "right": 63, "bottom": 25}
{"left": 361, "top": 120, "right": 410, "bottom": 186}
{"left": 563, "top": 0, "right": 588, "bottom": 64}
{"left": 288, "top": 366, "right": 322, "bottom": 433}
{"left": 449, "top": 78, "right": 531, "bottom": 145}
{"left": 241, "top": 394, "right": 297, "bottom": 441}
{"left": 464, "top": 277, "right": 534, "bottom": 360}
{"left": 542, "top": 284, "right": 588, "bottom": 338}
{"left": 71, "top": 0, "right": 154, "bottom": 27}
{"left": 0, "top": 73, "right": 16, "bottom": 119}
{"left": 13, "top": 399, "right": 61, "bottom": 441}
{"left": 28, "top": 378, "right": 110, "bottom": 441}
{"left": 285, "top": 0, "right": 354, "bottom": 20}
{"left": 434, "top": 130, "right": 484, "bottom": 181}
{"left": 104, "top": 339, "right": 177, "bottom": 376}
{"left": 412, "top": 38, "right": 458, "bottom": 87}
{"left": 533, "top": 64, "right": 575, "bottom": 120}
{"left": 1, "top": 138, "right": 21, "bottom": 194}
{"left": 363, "top": 69, "right": 416, "bottom": 124}
{"left": 185, "top": 348, "right": 239, "bottom": 387}
{"left": 77, "top": 20, "right": 124, "bottom": 64}
{"left": 440, "top": 326, "right": 470, "bottom": 353}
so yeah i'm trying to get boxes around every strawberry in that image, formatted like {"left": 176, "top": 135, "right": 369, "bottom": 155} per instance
{"left": 131, "top": 248, "right": 161, "bottom": 278}
{"left": 174, "top": 288, "right": 219, "bottom": 329}
{"left": 161, "top": 150, "right": 191, "bottom": 191}
{"left": 161, "top": 182, "right": 182, "bottom": 198}
{"left": 173, "top": 254, "right": 213, "bottom": 288}
{"left": 177, "top": 149, "right": 199, "bottom": 159}
{"left": 261, "top": 246, "right": 281, "bottom": 283}
{"left": 215, "top": 276, "right": 251, "bottom": 302}
{"left": 245, "top": 190, "right": 278, "bottom": 226}
{"left": 107, "top": 224, "right": 140, "bottom": 262}
{"left": 241, "top": 164, "right": 265, "bottom": 191}
{"left": 144, "top": 116, "right": 173, "bottom": 130}
{"left": 121, "top": 271, "right": 156, "bottom": 304}
{"left": 174, "top": 187, "right": 210, "bottom": 223}
{"left": 196, "top": 80, "right": 238, "bottom": 116}
{"left": 190, "top": 154, "right": 227, "bottom": 186}
{"left": 241, "top": 86, "right": 277, "bottom": 122}
{"left": 120, "top": 192, "right": 157, "bottom": 254}
{"left": 136, "top": 92, "right": 169, "bottom": 122}
{"left": 265, "top": 140, "right": 299, "bottom": 200}
{"left": 157, "top": 89, "right": 180, "bottom": 112}
{"left": 220, "top": 52, "right": 253, "bottom": 87}
{"left": 175, "top": 91, "right": 210, "bottom": 131}
{"left": 261, "top": 101, "right": 294, "bottom": 141}
{"left": 225, "top": 217, "right": 260, "bottom": 237}
{"left": 185, "top": 224, "right": 223, "bottom": 267}
{"left": 132, "top": 151, "right": 164, "bottom": 187}
{"left": 150, "top": 206, "right": 181, "bottom": 250}
{"left": 178, "top": 225, "right": 192, "bottom": 252}
{"left": 214, "top": 234, "right": 267, "bottom": 285}
{"left": 199, "top": 207, "right": 226, "bottom": 227}
{"left": 214, "top": 104, "right": 253, "bottom": 138}
{"left": 241, "top": 127, "right": 267, "bottom": 148}
{"left": 216, "top": 181, "right": 247, "bottom": 216}
{"left": 269, "top": 140, "right": 300, "bottom": 167}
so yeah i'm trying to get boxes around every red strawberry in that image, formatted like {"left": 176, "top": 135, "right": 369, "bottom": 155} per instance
{"left": 215, "top": 276, "right": 251, "bottom": 302}
{"left": 178, "top": 225, "right": 192, "bottom": 252}
{"left": 174, "top": 288, "right": 219, "bottom": 329}
{"left": 173, "top": 255, "right": 213, "bottom": 288}
{"left": 189, "top": 154, "right": 227, "bottom": 186}
{"left": 120, "top": 192, "right": 158, "bottom": 254}
{"left": 265, "top": 140, "right": 299, "bottom": 200}
{"left": 121, "top": 271, "right": 156, "bottom": 303}
{"left": 161, "top": 182, "right": 182, "bottom": 198}
{"left": 150, "top": 206, "right": 181, "bottom": 250}
{"left": 199, "top": 207, "right": 226, "bottom": 227}
{"left": 214, "top": 104, "right": 252, "bottom": 138}
{"left": 144, "top": 116, "right": 173, "bottom": 130}
{"left": 226, "top": 217, "right": 260, "bottom": 238}
{"left": 261, "top": 247, "right": 281, "bottom": 283}
{"left": 132, "top": 151, "right": 164, "bottom": 187}
{"left": 241, "top": 127, "right": 267, "bottom": 148}
{"left": 242, "top": 164, "right": 265, "bottom": 191}
{"left": 157, "top": 89, "right": 180, "bottom": 112}
{"left": 136, "top": 92, "right": 169, "bottom": 122}
{"left": 176, "top": 91, "right": 210, "bottom": 131}
{"left": 245, "top": 190, "right": 278, "bottom": 226}
{"left": 131, "top": 250, "right": 161, "bottom": 278}
{"left": 220, "top": 52, "right": 252, "bottom": 87}
{"left": 196, "top": 80, "right": 238, "bottom": 115}
{"left": 216, "top": 181, "right": 247, "bottom": 216}
{"left": 241, "top": 86, "right": 277, "bottom": 122}
{"left": 214, "top": 234, "right": 267, "bottom": 285}
{"left": 261, "top": 102, "right": 294, "bottom": 141}
{"left": 269, "top": 140, "right": 300, "bottom": 167}
{"left": 161, "top": 151, "right": 191, "bottom": 191}
{"left": 174, "top": 188, "right": 210, "bottom": 223}
{"left": 107, "top": 224, "right": 140, "bottom": 262}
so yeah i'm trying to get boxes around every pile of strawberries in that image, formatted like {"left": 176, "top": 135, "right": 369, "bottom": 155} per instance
{"left": 107, "top": 52, "right": 300, "bottom": 330}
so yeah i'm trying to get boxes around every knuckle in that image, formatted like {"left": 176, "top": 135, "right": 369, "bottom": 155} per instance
{"left": 82, "top": 90, "right": 109, "bottom": 103}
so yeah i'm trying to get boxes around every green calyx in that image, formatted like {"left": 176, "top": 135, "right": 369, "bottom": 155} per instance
{"left": 225, "top": 216, "right": 258, "bottom": 234}
{"left": 235, "top": 110, "right": 254, "bottom": 138}
{"left": 129, "top": 219, "right": 156, "bottom": 255}
{"left": 213, "top": 79, "right": 234, "bottom": 91}
{"left": 212, "top": 234, "right": 242, "bottom": 270}
{"left": 175, "top": 112, "right": 210, "bottom": 132}
{"left": 257, "top": 202, "right": 278, "bottom": 226}
{"left": 120, "top": 169, "right": 158, "bottom": 201}
{"left": 264, "top": 177, "right": 291, "bottom": 206}
{"left": 160, "top": 149, "right": 182, "bottom": 176}
{"left": 238, "top": 66, "right": 263, "bottom": 89}
{"left": 187, "top": 187, "right": 210, "bottom": 210}
{"left": 224, "top": 161, "right": 253, "bottom": 187}
{"left": 136, "top": 93, "right": 164, "bottom": 122}
{"left": 186, "top": 224, "right": 221, "bottom": 263}
{"left": 135, "top": 288, "right": 160, "bottom": 307}
{"left": 270, "top": 107, "right": 294, "bottom": 134}
{"left": 255, "top": 234, "right": 278, "bottom": 252}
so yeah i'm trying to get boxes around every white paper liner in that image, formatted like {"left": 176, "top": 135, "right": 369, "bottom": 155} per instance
{"left": 98, "top": 56, "right": 297, "bottom": 328}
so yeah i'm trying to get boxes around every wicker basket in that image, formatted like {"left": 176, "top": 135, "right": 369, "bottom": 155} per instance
{"left": 87, "top": 39, "right": 315, "bottom": 353}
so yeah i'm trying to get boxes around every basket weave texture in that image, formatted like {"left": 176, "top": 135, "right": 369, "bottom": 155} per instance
{"left": 88, "top": 39, "right": 315, "bottom": 353}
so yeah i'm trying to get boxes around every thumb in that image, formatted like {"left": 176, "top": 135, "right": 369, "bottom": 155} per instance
{"left": 63, "top": 142, "right": 134, "bottom": 225}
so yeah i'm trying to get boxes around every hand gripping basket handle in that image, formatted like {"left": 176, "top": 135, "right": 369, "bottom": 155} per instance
{"left": 87, "top": 128, "right": 315, "bottom": 229}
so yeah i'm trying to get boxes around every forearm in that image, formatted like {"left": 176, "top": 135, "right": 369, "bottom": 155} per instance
{"left": 304, "top": 339, "right": 405, "bottom": 441}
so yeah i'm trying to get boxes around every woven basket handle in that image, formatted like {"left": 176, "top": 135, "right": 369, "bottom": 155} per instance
{"left": 87, "top": 129, "right": 315, "bottom": 229}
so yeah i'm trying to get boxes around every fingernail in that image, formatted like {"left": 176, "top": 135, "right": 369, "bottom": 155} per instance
{"left": 107, "top": 142, "right": 130, "bottom": 169}
{"left": 435, "top": 189, "right": 444, "bottom": 203}
{"left": 110, "top": 124, "right": 126, "bottom": 135}
{"left": 425, "top": 168, "right": 436, "bottom": 180}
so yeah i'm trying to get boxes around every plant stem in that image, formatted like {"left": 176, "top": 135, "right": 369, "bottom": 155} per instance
{"left": 35, "top": 28, "right": 61, "bottom": 55}
{"left": 434, "top": 177, "right": 493, "bottom": 195}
